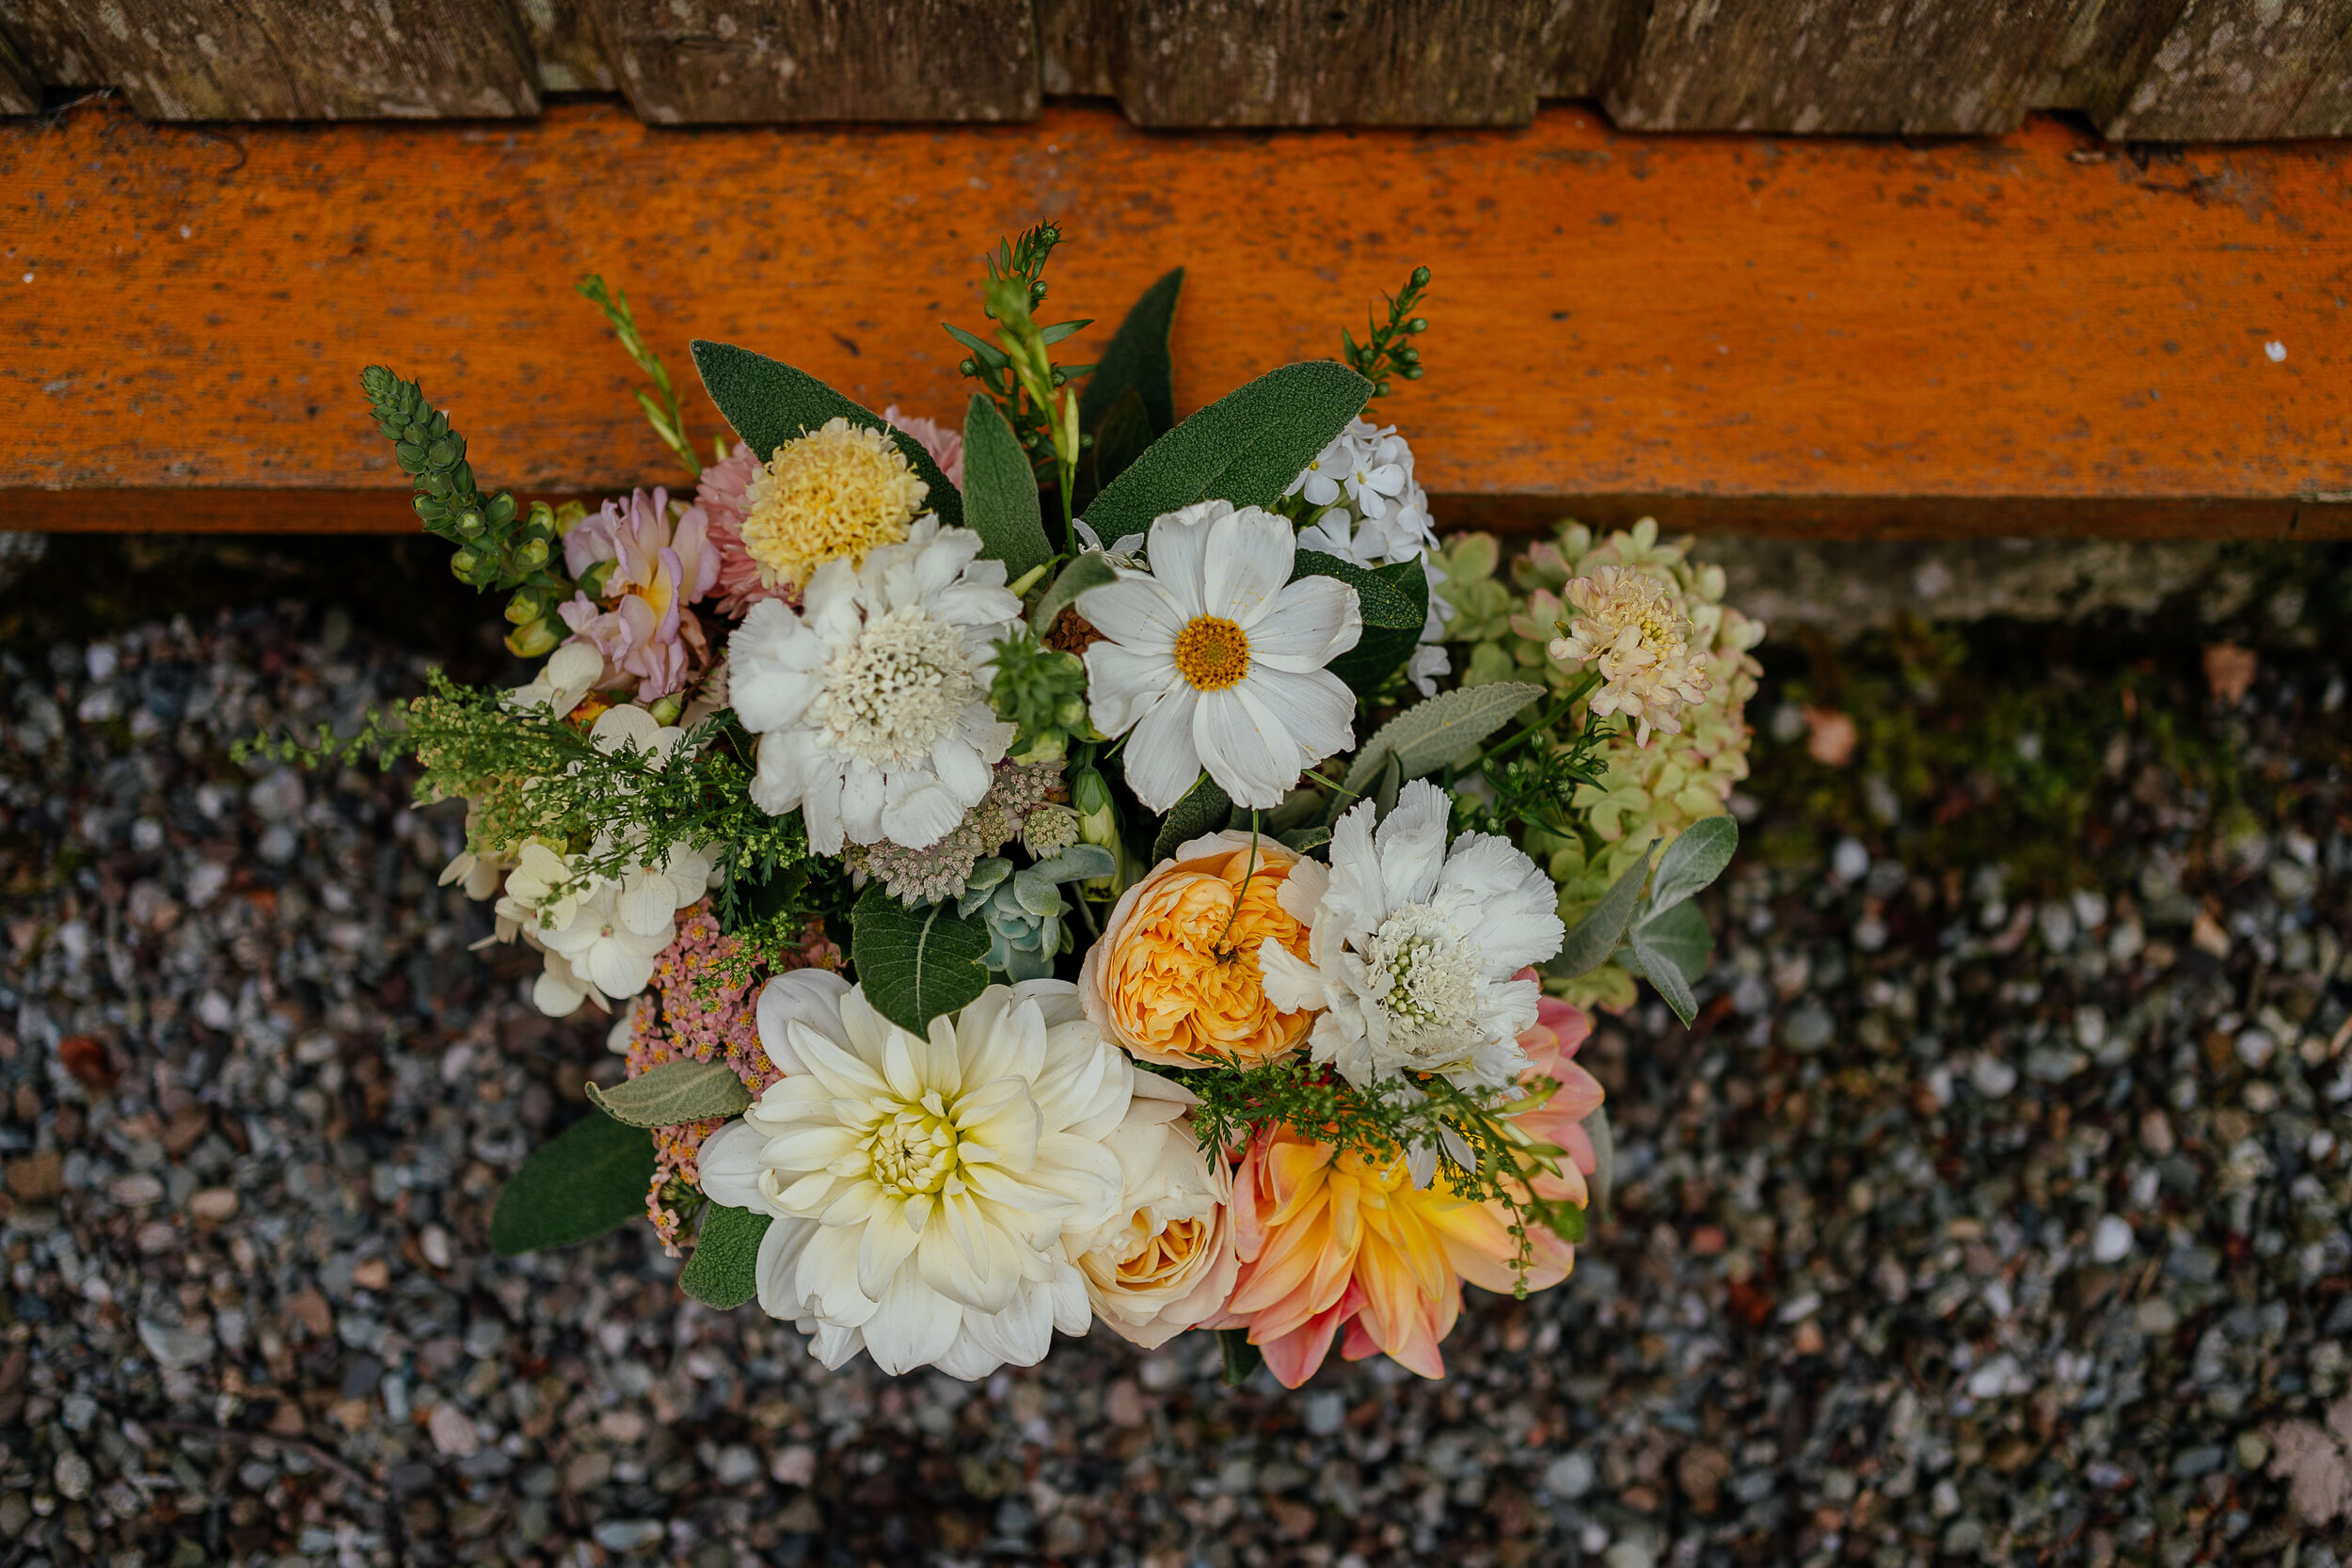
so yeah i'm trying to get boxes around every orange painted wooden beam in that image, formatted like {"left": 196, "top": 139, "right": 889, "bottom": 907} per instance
{"left": 2, "top": 100, "right": 2348, "bottom": 538}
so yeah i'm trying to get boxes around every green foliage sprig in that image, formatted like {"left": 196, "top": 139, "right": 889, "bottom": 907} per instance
{"left": 989, "top": 628, "right": 1094, "bottom": 765}
{"left": 946, "top": 223, "right": 1095, "bottom": 529}
{"left": 578, "top": 274, "right": 702, "bottom": 478}
{"left": 362, "top": 367, "right": 556, "bottom": 594}
{"left": 1342, "top": 265, "right": 1432, "bottom": 404}
{"left": 1175, "top": 1054, "right": 1588, "bottom": 1288}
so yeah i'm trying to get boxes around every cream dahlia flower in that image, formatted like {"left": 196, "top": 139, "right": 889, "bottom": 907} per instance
{"left": 1258, "top": 780, "right": 1564, "bottom": 1091}
{"left": 1077, "top": 500, "right": 1361, "bottom": 813}
{"left": 1547, "top": 563, "right": 1709, "bottom": 746}
{"left": 729, "top": 517, "right": 1021, "bottom": 854}
{"left": 697, "top": 975, "right": 1131, "bottom": 1379}
{"left": 1062, "top": 1072, "right": 1238, "bottom": 1348}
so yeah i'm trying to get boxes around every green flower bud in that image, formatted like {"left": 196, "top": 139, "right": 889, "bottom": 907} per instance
{"left": 518, "top": 537, "right": 549, "bottom": 569}
{"left": 504, "top": 591, "right": 542, "bottom": 626}
{"left": 503, "top": 618, "right": 559, "bottom": 658}
{"left": 649, "top": 695, "right": 684, "bottom": 726}
{"left": 450, "top": 550, "right": 480, "bottom": 578}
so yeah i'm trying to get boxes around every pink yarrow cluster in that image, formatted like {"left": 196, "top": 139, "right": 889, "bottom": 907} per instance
{"left": 697, "top": 406, "right": 965, "bottom": 620}
{"left": 558, "top": 486, "right": 717, "bottom": 701}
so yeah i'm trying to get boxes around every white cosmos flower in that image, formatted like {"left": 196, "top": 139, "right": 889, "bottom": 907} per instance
{"left": 1076, "top": 500, "right": 1361, "bottom": 813}
{"left": 1257, "top": 779, "right": 1565, "bottom": 1092}
{"left": 729, "top": 518, "right": 1021, "bottom": 854}
{"left": 697, "top": 974, "right": 1131, "bottom": 1380}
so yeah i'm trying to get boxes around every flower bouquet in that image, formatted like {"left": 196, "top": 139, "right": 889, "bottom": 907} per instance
{"left": 253, "top": 225, "right": 1756, "bottom": 1386}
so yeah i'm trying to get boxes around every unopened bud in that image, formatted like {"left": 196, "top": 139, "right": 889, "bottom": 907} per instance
{"left": 450, "top": 550, "right": 480, "bottom": 578}
{"left": 503, "top": 618, "right": 558, "bottom": 658}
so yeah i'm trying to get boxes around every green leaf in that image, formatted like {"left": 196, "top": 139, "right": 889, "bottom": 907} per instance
{"left": 1082, "top": 360, "right": 1370, "bottom": 546}
{"left": 679, "top": 1202, "right": 771, "bottom": 1309}
{"left": 1632, "top": 896, "right": 1715, "bottom": 990}
{"left": 1647, "top": 816, "right": 1739, "bottom": 915}
{"left": 1316, "top": 559, "right": 1427, "bottom": 694}
{"left": 489, "top": 1110, "right": 658, "bottom": 1257}
{"left": 850, "top": 884, "right": 992, "bottom": 1036}
{"left": 960, "top": 393, "right": 1054, "bottom": 579}
{"left": 1277, "top": 825, "right": 1332, "bottom": 854}
{"left": 1291, "top": 550, "right": 1422, "bottom": 629}
{"left": 1582, "top": 1106, "right": 1615, "bottom": 1227}
{"left": 1343, "top": 680, "right": 1543, "bottom": 795}
{"left": 1152, "top": 772, "right": 1233, "bottom": 863}
{"left": 1218, "top": 1327, "right": 1263, "bottom": 1387}
{"left": 1547, "top": 842, "right": 1655, "bottom": 981}
{"left": 1030, "top": 552, "right": 1120, "bottom": 637}
{"left": 585, "top": 1059, "right": 752, "bottom": 1130}
{"left": 1080, "top": 267, "right": 1184, "bottom": 437}
{"left": 689, "top": 341, "right": 962, "bottom": 531}
{"left": 1628, "top": 904, "right": 1704, "bottom": 1027}
{"left": 1087, "top": 387, "right": 1156, "bottom": 497}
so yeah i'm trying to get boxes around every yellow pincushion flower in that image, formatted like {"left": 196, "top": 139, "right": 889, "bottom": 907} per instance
{"left": 738, "top": 417, "right": 929, "bottom": 590}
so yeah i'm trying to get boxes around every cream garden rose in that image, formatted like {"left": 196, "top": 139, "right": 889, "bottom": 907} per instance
{"left": 1063, "top": 1073, "right": 1238, "bottom": 1348}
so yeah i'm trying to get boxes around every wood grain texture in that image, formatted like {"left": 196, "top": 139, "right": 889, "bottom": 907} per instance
{"left": 1075, "top": 0, "right": 1555, "bottom": 127}
{"left": 1604, "top": 0, "right": 2102, "bottom": 135}
{"left": 2096, "top": 0, "right": 2352, "bottom": 141}
{"left": 1537, "top": 0, "right": 1633, "bottom": 99}
{"left": 0, "top": 0, "right": 99, "bottom": 87}
{"left": 61, "top": 0, "right": 539, "bottom": 120}
{"left": 518, "top": 0, "right": 617, "bottom": 93}
{"left": 0, "top": 26, "right": 36, "bottom": 115}
{"left": 585, "top": 0, "right": 1037, "bottom": 123}
{"left": 2, "top": 100, "right": 2346, "bottom": 536}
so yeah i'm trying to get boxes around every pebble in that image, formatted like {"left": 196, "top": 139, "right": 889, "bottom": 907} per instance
{"left": 427, "top": 1403, "right": 481, "bottom": 1458}
{"left": 2091, "top": 1214, "right": 2136, "bottom": 1263}
{"left": 1544, "top": 1452, "right": 1596, "bottom": 1499}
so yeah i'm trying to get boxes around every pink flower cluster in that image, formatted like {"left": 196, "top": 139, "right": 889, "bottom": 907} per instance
{"left": 696, "top": 406, "right": 966, "bottom": 621}
{"left": 557, "top": 487, "right": 717, "bottom": 701}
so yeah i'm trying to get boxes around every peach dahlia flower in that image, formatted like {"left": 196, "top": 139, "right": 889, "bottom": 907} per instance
{"left": 1220, "top": 991, "right": 1602, "bottom": 1386}
{"left": 1077, "top": 831, "right": 1317, "bottom": 1069}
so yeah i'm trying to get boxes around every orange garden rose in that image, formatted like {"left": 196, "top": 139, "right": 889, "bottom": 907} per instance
{"left": 1219, "top": 990, "right": 1603, "bottom": 1386}
{"left": 1078, "top": 831, "right": 1318, "bottom": 1068}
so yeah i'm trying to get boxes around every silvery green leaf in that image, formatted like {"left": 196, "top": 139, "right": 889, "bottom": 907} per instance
{"left": 1631, "top": 897, "right": 1714, "bottom": 986}
{"left": 1647, "top": 815, "right": 1739, "bottom": 915}
{"left": 1030, "top": 553, "right": 1120, "bottom": 638}
{"left": 1546, "top": 841, "right": 1655, "bottom": 980}
{"left": 1343, "top": 680, "right": 1544, "bottom": 796}
{"left": 1582, "top": 1106, "right": 1614, "bottom": 1227}
{"left": 1028, "top": 845, "right": 1114, "bottom": 883}
{"left": 585, "top": 1059, "right": 752, "bottom": 1130}
{"left": 1628, "top": 927, "right": 1700, "bottom": 1027}
{"left": 1011, "top": 870, "right": 1068, "bottom": 919}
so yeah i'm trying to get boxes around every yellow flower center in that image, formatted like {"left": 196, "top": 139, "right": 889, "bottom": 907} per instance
{"left": 1172, "top": 615, "right": 1250, "bottom": 691}
{"left": 1114, "top": 1213, "right": 1207, "bottom": 1289}
{"left": 739, "top": 417, "right": 929, "bottom": 590}
{"left": 865, "top": 1091, "right": 963, "bottom": 1196}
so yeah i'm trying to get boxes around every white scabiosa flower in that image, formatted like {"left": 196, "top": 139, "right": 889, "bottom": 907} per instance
{"left": 696, "top": 975, "right": 1132, "bottom": 1379}
{"left": 1257, "top": 780, "right": 1565, "bottom": 1092}
{"left": 1077, "top": 500, "right": 1361, "bottom": 813}
{"left": 1547, "top": 563, "right": 1709, "bottom": 747}
{"left": 729, "top": 518, "right": 1022, "bottom": 854}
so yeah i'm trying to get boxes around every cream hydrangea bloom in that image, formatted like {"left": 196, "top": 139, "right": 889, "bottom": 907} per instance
{"left": 729, "top": 517, "right": 1021, "bottom": 853}
{"left": 1548, "top": 564, "right": 1709, "bottom": 746}
{"left": 1077, "top": 500, "right": 1361, "bottom": 812}
{"left": 1258, "top": 780, "right": 1564, "bottom": 1091}
{"left": 697, "top": 975, "right": 1131, "bottom": 1379}
{"left": 1062, "top": 1073, "right": 1238, "bottom": 1348}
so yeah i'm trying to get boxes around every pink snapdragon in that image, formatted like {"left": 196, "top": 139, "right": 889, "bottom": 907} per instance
{"left": 556, "top": 487, "right": 719, "bottom": 701}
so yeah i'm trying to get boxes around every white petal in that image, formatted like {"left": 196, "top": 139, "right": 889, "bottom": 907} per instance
{"left": 1255, "top": 936, "right": 1328, "bottom": 1014}
{"left": 1249, "top": 576, "right": 1363, "bottom": 672}
{"left": 1192, "top": 685, "right": 1299, "bottom": 810}
{"left": 1120, "top": 683, "right": 1204, "bottom": 814}
{"left": 1141, "top": 504, "right": 1218, "bottom": 619}
{"left": 755, "top": 970, "right": 852, "bottom": 1076}
{"left": 861, "top": 1270, "right": 962, "bottom": 1376}
{"left": 1200, "top": 507, "right": 1295, "bottom": 629}
{"left": 1077, "top": 576, "right": 1189, "bottom": 653}
{"left": 1240, "top": 665, "right": 1355, "bottom": 764}
{"left": 695, "top": 1120, "right": 771, "bottom": 1211}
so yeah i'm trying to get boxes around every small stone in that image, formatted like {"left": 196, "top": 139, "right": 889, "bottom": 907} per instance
{"left": 592, "top": 1520, "right": 664, "bottom": 1552}
{"left": 770, "top": 1444, "right": 818, "bottom": 1486}
{"left": 1603, "top": 1542, "right": 1656, "bottom": 1568}
{"left": 712, "top": 1446, "right": 761, "bottom": 1485}
{"left": 428, "top": 1403, "right": 480, "bottom": 1458}
{"left": 1831, "top": 839, "right": 1870, "bottom": 882}
{"left": 351, "top": 1258, "right": 390, "bottom": 1291}
{"left": 1104, "top": 1380, "right": 1146, "bottom": 1429}
{"left": 2137, "top": 1298, "right": 2180, "bottom": 1336}
{"left": 2140, "top": 1110, "right": 2176, "bottom": 1157}
{"left": 2172, "top": 1446, "right": 2224, "bottom": 1479}
{"left": 5, "top": 1150, "right": 62, "bottom": 1203}
{"left": 136, "top": 1317, "right": 214, "bottom": 1370}
{"left": 1971, "top": 1055, "right": 2019, "bottom": 1098}
{"left": 107, "top": 1172, "right": 165, "bottom": 1207}
{"left": 2236, "top": 1029, "right": 2276, "bottom": 1069}
{"left": 1931, "top": 1478, "right": 1961, "bottom": 1517}
{"left": 187, "top": 1186, "right": 238, "bottom": 1222}
{"left": 1544, "top": 1453, "right": 1596, "bottom": 1500}
{"left": 54, "top": 1450, "right": 93, "bottom": 1501}
{"left": 420, "top": 1225, "right": 453, "bottom": 1269}
{"left": 2235, "top": 1431, "right": 2269, "bottom": 1470}
{"left": 2091, "top": 1215, "right": 2135, "bottom": 1264}
{"left": 1781, "top": 1001, "right": 1836, "bottom": 1053}
{"left": 564, "top": 1449, "right": 614, "bottom": 1493}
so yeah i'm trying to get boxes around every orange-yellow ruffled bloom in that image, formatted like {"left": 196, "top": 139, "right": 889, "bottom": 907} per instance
{"left": 1219, "top": 990, "right": 1602, "bottom": 1386}
{"left": 1078, "top": 831, "right": 1316, "bottom": 1068}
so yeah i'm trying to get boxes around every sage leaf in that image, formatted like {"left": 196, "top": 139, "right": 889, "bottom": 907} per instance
{"left": 1629, "top": 922, "right": 1701, "bottom": 1026}
{"left": 585, "top": 1059, "right": 752, "bottom": 1129}
{"left": 489, "top": 1109, "right": 658, "bottom": 1257}
{"left": 1547, "top": 842, "right": 1655, "bottom": 981}
{"left": 1631, "top": 896, "right": 1715, "bottom": 987}
{"left": 960, "top": 393, "right": 1054, "bottom": 578}
{"left": 1646, "top": 816, "right": 1739, "bottom": 915}
{"left": 1083, "top": 360, "right": 1369, "bottom": 546}
{"left": 1291, "top": 550, "right": 1423, "bottom": 629}
{"left": 1030, "top": 552, "right": 1119, "bottom": 638}
{"left": 850, "top": 884, "right": 992, "bottom": 1036}
{"left": 1081, "top": 267, "right": 1183, "bottom": 436}
{"left": 1152, "top": 772, "right": 1233, "bottom": 863}
{"left": 1343, "top": 681, "right": 1543, "bottom": 795}
{"left": 679, "top": 1202, "right": 771, "bottom": 1310}
{"left": 689, "top": 341, "right": 961, "bottom": 531}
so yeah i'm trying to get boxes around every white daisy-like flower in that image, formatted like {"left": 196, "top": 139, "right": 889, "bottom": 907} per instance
{"left": 1076, "top": 500, "right": 1362, "bottom": 812}
{"left": 1547, "top": 563, "right": 1710, "bottom": 746}
{"left": 1257, "top": 779, "right": 1565, "bottom": 1092}
{"left": 697, "top": 975, "right": 1131, "bottom": 1380}
{"left": 504, "top": 641, "right": 603, "bottom": 719}
{"left": 729, "top": 517, "right": 1022, "bottom": 854}
{"left": 538, "top": 882, "right": 674, "bottom": 1006}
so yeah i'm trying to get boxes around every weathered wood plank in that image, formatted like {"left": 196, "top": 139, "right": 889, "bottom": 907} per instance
{"left": 520, "top": 0, "right": 617, "bottom": 94}
{"left": 1602, "top": 0, "right": 2102, "bottom": 135}
{"left": 1537, "top": 0, "right": 1633, "bottom": 100}
{"left": 584, "top": 0, "right": 1037, "bottom": 123}
{"left": 0, "top": 26, "right": 37, "bottom": 115}
{"left": 1065, "top": 1, "right": 1556, "bottom": 127}
{"left": 0, "top": 1, "right": 100, "bottom": 88}
{"left": 2095, "top": 0, "right": 2352, "bottom": 141}
{"left": 2, "top": 101, "right": 2347, "bottom": 536}
{"left": 60, "top": 0, "right": 539, "bottom": 120}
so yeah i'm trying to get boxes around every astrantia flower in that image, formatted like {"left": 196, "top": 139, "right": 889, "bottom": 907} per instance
{"left": 696, "top": 976, "right": 1130, "bottom": 1379}
{"left": 737, "top": 417, "right": 930, "bottom": 593}
{"left": 1063, "top": 1074, "right": 1238, "bottom": 1348}
{"left": 1080, "top": 831, "right": 1317, "bottom": 1068}
{"left": 843, "top": 758, "right": 1063, "bottom": 905}
{"left": 1258, "top": 780, "right": 1564, "bottom": 1092}
{"left": 557, "top": 487, "right": 718, "bottom": 702}
{"left": 729, "top": 518, "right": 1021, "bottom": 854}
{"left": 1078, "top": 500, "right": 1361, "bottom": 812}
{"left": 1548, "top": 563, "right": 1709, "bottom": 747}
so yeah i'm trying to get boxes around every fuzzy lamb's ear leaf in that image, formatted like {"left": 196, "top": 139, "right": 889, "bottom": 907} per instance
{"left": 1547, "top": 841, "right": 1655, "bottom": 981}
{"left": 1646, "top": 816, "right": 1739, "bottom": 916}
{"left": 689, "top": 341, "right": 962, "bottom": 530}
{"left": 586, "top": 1059, "right": 752, "bottom": 1129}
{"left": 1290, "top": 550, "right": 1424, "bottom": 630}
{"left": 960, "top": 393, "right": 1055, "bottom": 578}
{"left": 489, "top": 1110, "right": 658, "bottom": 1257}
{"left": 850, "top": 885, "right": 992, "bottom": 1036}
{"left": 1081, "top": 267, "right": 1184, "bottom": 437}
{"left": 1082, "top": 360, "right": 1370, "bottom": 546}
{"left": 1152, "top": 772, "right": 1234, "bottom": 863}
{"left": 1627, "top": 900, "right": 1708, "bottom": 1027}
{"left": 1581, "top": 1106, "right": 1615, "bottom": 1227}
{"left": 679, "top": 1202, "right": 771, "bottom": 1309}
{"left": 1030, "top": 552, "right": 1120, "bottom": 638}
{"left": 1343, "top": 680, "right": 1543, "bottom": 796}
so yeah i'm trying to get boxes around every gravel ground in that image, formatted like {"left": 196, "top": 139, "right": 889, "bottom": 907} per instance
{"left": 4, "top": 591, "right": 2351, "bottom": 1568}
